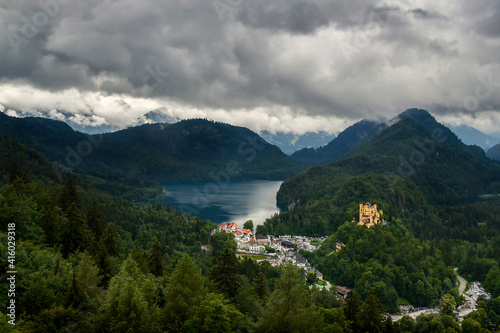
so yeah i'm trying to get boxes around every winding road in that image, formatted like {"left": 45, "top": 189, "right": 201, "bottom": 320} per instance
{"left": 455, "top": 267, "right": 467, "bottom": 295}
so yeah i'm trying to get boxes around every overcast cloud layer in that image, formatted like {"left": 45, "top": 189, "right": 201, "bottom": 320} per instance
{"left": 1, "top": 0, "right": 500, "bottom": 135}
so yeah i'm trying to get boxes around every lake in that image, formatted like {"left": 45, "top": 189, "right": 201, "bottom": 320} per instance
{"left": 156, "top": 180, "right": 283, "bottom": 227}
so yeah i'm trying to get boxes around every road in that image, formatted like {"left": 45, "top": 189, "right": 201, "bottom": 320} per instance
{"left": 391, "top": 269, "right": 470, "bottom": 322}
{"left": 455, "top": 267, "right": 467, "bottom": 295}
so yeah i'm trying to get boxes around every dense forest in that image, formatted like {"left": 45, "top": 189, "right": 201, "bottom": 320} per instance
{"left": 0, "top": 113, "right": 303, "bottom": 189}
{"left": 1, "top": 109, "right": 500, "bottom": 332}
{"left": 1, "top": 167, "right": 499, "bottom": 332}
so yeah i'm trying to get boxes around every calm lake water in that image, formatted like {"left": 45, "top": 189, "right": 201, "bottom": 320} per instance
{"left": 157, "top": 180, "right": 283, "bottom": 226}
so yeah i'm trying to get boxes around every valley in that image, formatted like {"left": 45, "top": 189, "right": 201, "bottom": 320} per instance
{"left": 0, "top": 108, "right": 499, "bottom": 332}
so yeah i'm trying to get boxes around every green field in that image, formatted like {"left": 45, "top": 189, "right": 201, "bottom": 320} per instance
{"left": 310, "top": 240, "right": 324, "bottom": 246}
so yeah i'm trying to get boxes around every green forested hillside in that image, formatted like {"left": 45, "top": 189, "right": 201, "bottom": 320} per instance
{"left": 278, "top": 109, "right": 500, "bottom": 208}
{"left": 1, "top": 114, "right": 500, "bottom": 331}
{"left": 291, "top": 119, "right": 379, "bottom": 166}
{"left": 91, "top": 119, "right": 303, "bottom": 182}
{"left": 0, "top": 114, "right": 303, "bottom": 200}
{"left": 261, "top": 109, "right": 500, "bottom": 315}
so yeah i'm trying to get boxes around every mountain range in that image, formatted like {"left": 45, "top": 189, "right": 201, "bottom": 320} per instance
{"left": 0, "top": 113, "right": 303, "bottom": 200}
{"left": 447, "top": 124, "right": 500, "bottom": 151}
{"left": 259, "top": 131, "right": 336, "bottom": 155}
{"left": 277, "top": 108, "right": 500, "bottom": 209}
{"left": 290, "top": 120, "right": 380, "bottom": 166}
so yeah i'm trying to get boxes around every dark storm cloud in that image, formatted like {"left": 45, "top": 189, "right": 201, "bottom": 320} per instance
{"left": 238, "top": 1, "right": 329, "bottom": 35}
{"left": 410, "top": 8, "right": 446, "bottom": 21}
{"left": 0, "top": 0, "right": 500, "bottom": 134}
{"left": 476, "top": 2, "right": 500, "bottom": 39}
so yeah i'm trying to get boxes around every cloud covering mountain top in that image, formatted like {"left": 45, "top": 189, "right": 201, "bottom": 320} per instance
{"left": 1, "top": 0, "right": 500, "bottom": 134}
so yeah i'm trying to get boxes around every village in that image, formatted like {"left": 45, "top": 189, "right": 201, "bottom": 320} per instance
{"left": 212, "top": 203, "right": 493, "bottom": 318}
{"left": 210, "top": 203, "right": 390, "bottom": 296}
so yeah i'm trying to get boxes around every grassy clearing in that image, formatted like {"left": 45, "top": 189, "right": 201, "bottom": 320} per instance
{"left": 310, "top": 240, "right": 324, "bottom": 246}
{"left": 398, "top": 297, "right": 411, "bottom": 305}
{"left": 241, "top": 254, "right": 268, "bottom": 260}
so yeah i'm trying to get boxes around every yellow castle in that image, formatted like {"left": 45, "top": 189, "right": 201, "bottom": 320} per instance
{"left": 358, "top": 202, "right": 384, "bottom": 228}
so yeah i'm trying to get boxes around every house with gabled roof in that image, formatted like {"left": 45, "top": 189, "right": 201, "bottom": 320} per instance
{"left": 336, "top": 286, "right": 352, "bottom": 298}
{"left": 228, "top": 222, "right": 239, "bottom": 231}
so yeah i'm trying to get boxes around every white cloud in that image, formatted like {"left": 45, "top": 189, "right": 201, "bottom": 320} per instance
{"left": 0, "top": 0, "right": 499, "bottom": 134}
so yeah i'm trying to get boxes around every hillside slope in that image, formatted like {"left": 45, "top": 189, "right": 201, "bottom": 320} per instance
{"left": 290, "top": 120, "right": 379, "bottom": 166}
{"left": 0, "top": 114, "right": 303, "bottom": 185}
{"left": 278, "top": 109, "right": 500, "bottom": 209}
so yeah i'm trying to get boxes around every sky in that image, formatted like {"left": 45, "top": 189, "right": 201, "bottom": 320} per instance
{"left": 1, "top": 0, "right": 500, "bottom": 135}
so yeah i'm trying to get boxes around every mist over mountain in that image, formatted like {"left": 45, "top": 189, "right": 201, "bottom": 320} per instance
{"left": 290, "top": 120, "right": 380, "bottom": 166}
{"left": 259, "top": 130, "right": 336, "bottom": 155}
{"left": 278, "top": 109, "right": 500, "bottom": 209}
{"left": 448, "top": 124, "right": 500, "bottom": 151}
{"left": 487, "top": 144, "right": 500, "bottom": 162}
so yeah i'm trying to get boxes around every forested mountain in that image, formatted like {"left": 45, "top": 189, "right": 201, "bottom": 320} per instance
{"left": 259, "top": 130, "right": 336, "bottom": 155}
{"left": 0, "top": 133, "right": 57, "bottom": 184}
{"left": 91, "top": 119, "right": 302, "bottom": 182}
{"left": 259, "top": 109, "right": 500, "bottom": 314}
{"left": 279, "top": 109, "right": 500, "bottom": 208}
{"left": 1, "top": 111, "right": 499, "bottom": 331}
{"left": 290, "top": 119, "right": 380, "bottom": 166}
{"left": 487, "top": 144, "right": 500, "bottom": 161}
{"left": 0, "top": 113, "right": 303, "bottom": 192}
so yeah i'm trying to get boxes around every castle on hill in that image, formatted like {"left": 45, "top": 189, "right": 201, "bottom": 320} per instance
{"left": 357, "top": 202, "right": 385, "bottom": 228}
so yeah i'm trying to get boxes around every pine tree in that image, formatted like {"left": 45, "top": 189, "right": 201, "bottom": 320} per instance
{"left": 357, "top": 290, "right": 385, "bottom": 333}
{"left": 59, "top": 178, "right": 80, "bottom": 212}
{"left": 252, "top": 272, "right": 269, "bottom": 301}
{"left": 345, "top": 291, "right": 362, "bottom": 332}
{"left": 131, "top": 246, "right": 150, "bottom": 274}
{"left": 149, "top": 241, "right": 164, "bottom": 277}
{"left": 256, "top": 263, "right": 321, "bottom": 332}
{"left": 94, "top": 258, "right": 159, "bottom": 332}
{"left": 102, "top": 222, "right": 120, "bottom": 257}
{"left": 62, "top": 202, "right": 89, "bottom": 257}
{"left": 210, "top": 248, "right": 241, "bottom": 299}
{"left": 86, "top": 200, "right": 105, "bottom": 239}
{"left": 163, "top": 255, "right": 206, "bottom": 332}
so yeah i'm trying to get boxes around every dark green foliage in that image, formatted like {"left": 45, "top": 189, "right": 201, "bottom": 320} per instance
{"left": 184, "top": 293, "right": 244, "bottom": 333}
{"left": 291, "top": 119, "right": 379, "bottom": 166}
{"left": 210, "top": 231, "right": 237, "bottom": 260}
{"left": 305, "top": 221, "right": 455, "bottom": 311}
{"left": 59, "top": 179, "right": 81, "bottom": 212}
{"left": 19, "top": 306, "right": 85, "bottom": 333}
{"left": 3, "top": 109, "right": 500, "bottom": 332}
{"left": 256, "top": 263, "right": 321, "bottom": 333}
{"left": 149, "top": 241, "right": 164, "bottom": 277}
{"left": 357, "top": 290, "right": 385, "bottom": 333}
{"left": 0, "top": 133, "right": 57, "bottom": 185}
{"left": 61, "top": 202, "right": 89, "bottom": 257}
{"left": 210, "top": 248, "right": 241, "bottom": 299}
{"left": 256, "top": 225, "right": 268, "bottom": 236}
{"left": 163, "top": 255, "right": 207, "bottom": 332}
{"left": 0, "top": 114, "right": 303, "bottom": 201}
{"left": 345, "top": 291, "right": 362, "bottom": 332}
{"left": 86, "top": 200, "right": 105, "bottom": 239}
{"left": 252, "top": 272, "right": 269, "bottom": 301}
{"left": 101, "top": 222, "right": 120, "bottom": 257}
{"left": 243, "top": 219, "right": 254, "bottom": 231}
